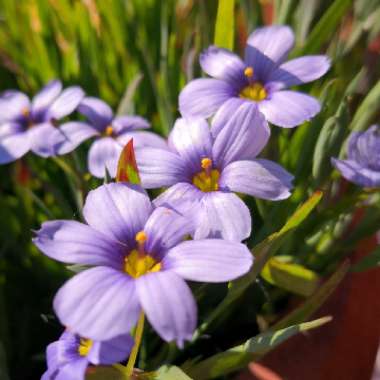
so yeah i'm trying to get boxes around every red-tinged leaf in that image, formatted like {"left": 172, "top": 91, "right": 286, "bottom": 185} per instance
{"left": 116, "top": 139, "right": 141, "bottom": 185}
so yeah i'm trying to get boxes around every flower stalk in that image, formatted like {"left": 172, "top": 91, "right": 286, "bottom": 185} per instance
{"left": 125, "top": 312, "right": 145, "bottom": 378}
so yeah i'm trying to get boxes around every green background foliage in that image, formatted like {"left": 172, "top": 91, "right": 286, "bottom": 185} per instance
{"left": 0, "top": 0, "right": 379, "bottom": 379}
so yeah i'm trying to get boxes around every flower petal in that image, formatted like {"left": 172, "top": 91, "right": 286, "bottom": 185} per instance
{"left": 246, "top": 25, "right": 294, "bottom": 66}
{"left": 54, "top": 267, "right": 140, "bottom": 340}
{"left": 143, "top": 206, "right": 194, "bottom": 257}
{"left": 135, "top": 147, "right": 188, "bottom": 188}
{"left": 0, "top": 91, "right": 30, "bottom": 123}
{"left": 199, "top": 46, "right": 246, "bottom": 88}
{"left": 136, "top": 271, "right": 196, "bottom": 347}
{"left": 347, "top": 125, "right": 380, "bottom": 170}
{"left": 258, "top": 90, "right": 321, "bottom": 128}
{"left": 212, "top": 102, "right": 270, "bottom": 167}
{"left": 47, "top": 86, "right": 85, "bottom": 120}
{"left": 78, "top": 97, "right": 114, "bottom": 130}
{"left": 33, "top": 220, "right": 124, "bottom": 268}
{"left": 210, "top": 97, "right": 246, "bottom": 137}
{"left": 31, "top": 80, "right": 62, "bottom": 117}
{"left": 0, "top": 126, "right": 29, "bottom": 164}
{"left": 55, "top": 358, "right": 88, "bottom": 380}
{"left": 154, "top": 182, "right": 202, "bottom": 206}
{"left": 83, "top": 182, "right": 152, "bottom": 246}
{"left": 57, "top": 121, "right": 99, "bottom": 155}
{"left": 88, "top": 334, "right": 134, "bottom": 365}
{"left": 332, "top": 158, "right": 380, "bottom": 188}
{"left": 168, "top": 117, "right": 213, "bottom": 173}
{"left": 179, "top": 78, "right": 234, "bottom": 118}
{"left": 164, "top": 239, "right": 252, "bottom": 282}
{"left": 220, "top": 159, "right": 294, "bottom": 200}
{"left": 269, "top": 56, "right": 331, "bottom": 89}
{"left": 28, "top": 122, "right": 66, "bottom": 157}
{"left": 195, "top": 191, "right": 251, "bottom": 242}
{"left": 112, "top": 115, "right": 150, "bottom": 133}
{"left": 87, "top": 137, "right": 122, "bottom": 178}
{"left": 117, "top": 131, "right": 167, "bottom": 150}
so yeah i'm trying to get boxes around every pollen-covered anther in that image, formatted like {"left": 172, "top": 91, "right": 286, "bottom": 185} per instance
{"left": 78, "top": 338, "right": 93, "bottom": 357}
{"left": 201, "top": 157, "right": 212, "bottom": 171}
{"left": 21, "top": 107, "right": 30, "bottom": 118}
{"left": 244, "top": 66, "right": 254, "bottom": 78}
{"left": 105, "top": 125, "right": 114, "bottom": 136}
{"left": 135, "top": 231, "right": 147, "bottom": 244}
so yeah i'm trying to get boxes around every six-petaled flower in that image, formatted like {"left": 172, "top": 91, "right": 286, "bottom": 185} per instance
{"left": 33, "top": 183, "right": 253, "bottom": 347}
{"left": 57, "top": 97, "right": 167, "bottom": 178}
{"left": 179, "top": 25, "right": 330, "bottom": 129}
{"left": 136, "top": 102, "right": 294, "bottom": 242}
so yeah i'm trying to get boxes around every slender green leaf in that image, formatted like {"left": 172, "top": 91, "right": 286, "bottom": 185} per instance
{"left": 272, "top": 260, "right": 349, "bottom": 330}
{"left": 156, "top": 366, "right": 193, "bottom": 380}
{"left": 214, "top": 0, "right": 235, "bottom": 49}
{"left": 262, "top": 257, "right": 320, "bottom": 297}
{"left": 188, "top": 316, "right": 332, "bottom": 380}
{"left": 350, "top": 80, "right": 380, "bottom": 131}
{"left": 297, "top": 0, "right": 352, "bottom": 55}
{"left": 351, "top": 247, "right": 380, "bottom": 272}
{"left": 192, "top": 191, "right": 323, "bottom": 339}
{"left": 312, "top": 100, "right": 349, "bottom": 183}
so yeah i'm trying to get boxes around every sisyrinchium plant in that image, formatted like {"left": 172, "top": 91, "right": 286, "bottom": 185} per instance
{"left": 0, "top": 1, "right": 379, "bottom": 380}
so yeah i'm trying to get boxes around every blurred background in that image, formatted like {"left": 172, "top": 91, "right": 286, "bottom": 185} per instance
{"left": 0, "top": 1, "right": 379, "bottom": 379}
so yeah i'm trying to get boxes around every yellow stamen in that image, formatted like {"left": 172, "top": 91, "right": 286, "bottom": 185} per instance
{"left": 193, "top": 157, "right": 220, "bottom": 192}
{"left": 105, "top": 125, "right": 113, "bottom": 136}
{"left": 239, "top": 82, "right": 267, "bottom": 102}
{"left": 135, "top": 231, "right": 147, "bottom": 244}
{"left": 78, "top": 338, "right": 93, "bottom": 356}
{"left": 124, "top": 249, "right": 161, "bottom": 278}
{"left": 201, "top": 157, "right": 212, "bottom": 170}
{"left": 244, "top": 66, "right": 254, "bottom": 78}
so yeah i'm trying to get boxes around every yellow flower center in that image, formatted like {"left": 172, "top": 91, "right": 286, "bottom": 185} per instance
{"left": 78, "top": 338, "right": 93, "bottom": 356}
{"left": 240, "top": 82, "right": 267, "bottom": 101}
{"left": 240, "top": 66, "right": 267, "bottom": 101}
{"left": 105, "top": 125, "right": 114, "bottom": 136}
{"left": 124, "top": 231, "right": 161, "bottom": 278}
{"left": 192, "top": 158, "right": 220, "bottom": 192}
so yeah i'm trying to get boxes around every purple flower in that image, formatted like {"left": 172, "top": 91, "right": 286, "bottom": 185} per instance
{"left": 0, "top": 80, "right": 84, "bottom": 164}
{"left": 332, "top": 125, "right": 380, "bottom": 188}
{"left": 179, "top": 25, "right": 330, "bottom": 128}
{"left": 135, "top": 102, "right": 294, "bottom": 242}
{"left": 57, "top": 97, "right": 167, "bottom": 178}
{"left": 41, "top": 330, "right": 133, "bottom": 380}
{"left": 33, "top": 183, "right": 253, "bottom": 346}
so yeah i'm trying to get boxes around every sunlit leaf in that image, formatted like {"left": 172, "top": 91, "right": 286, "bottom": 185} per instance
{"left": 156, "top": 366, "right": 193, "bottom": 380}
{"left": 187, "top": 316, "right": 332, "bottom": 380}
{"left": 261, "top": 256, "right": 320, "bottom": 297}
{"left": 214, "top": 0, "right": 235, "bottom": 50}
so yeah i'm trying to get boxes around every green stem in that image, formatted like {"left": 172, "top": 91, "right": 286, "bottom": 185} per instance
{"left": 125, "top": 312, "right": 145, "bottom": 378}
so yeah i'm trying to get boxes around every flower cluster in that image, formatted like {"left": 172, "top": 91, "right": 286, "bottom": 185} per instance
{"left": 0, "top": 25, "right": 349, "bottom": 379}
